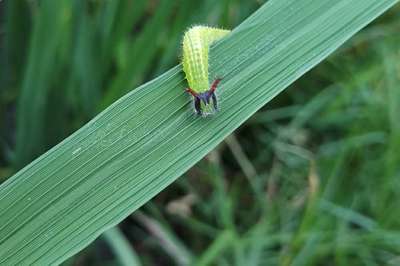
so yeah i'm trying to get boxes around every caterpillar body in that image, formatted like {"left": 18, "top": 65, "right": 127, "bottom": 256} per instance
{"left": 182, "top": 26, "right": 230, "bottom": 116}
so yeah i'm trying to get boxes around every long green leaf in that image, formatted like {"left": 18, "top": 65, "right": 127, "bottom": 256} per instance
{"left": 14, "top": 0, "right": 71, "bottom": 168}
{"left": 103, "top": 227, "right": 142, "bottom": 266}
{"left": 0, "top": 0, "right": 397, "bottom": 264}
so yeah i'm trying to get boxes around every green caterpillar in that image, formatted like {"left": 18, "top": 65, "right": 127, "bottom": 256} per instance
{"left": 182, "top": 26, "right": 230, "bottom": 116}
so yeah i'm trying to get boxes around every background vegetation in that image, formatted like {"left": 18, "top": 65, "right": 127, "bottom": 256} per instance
{"left": 1, "top": 0, "right": 399, "bottom": 265}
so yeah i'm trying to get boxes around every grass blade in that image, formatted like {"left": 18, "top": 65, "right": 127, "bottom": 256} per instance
{"left": 0, "top": 0, "right": 397, "bottom": 264}
{"left": 103, "top": 226, "right": 142, "bottom": 266}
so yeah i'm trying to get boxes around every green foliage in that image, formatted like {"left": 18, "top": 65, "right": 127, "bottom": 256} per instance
{"left": 0, "top": 0, "right": 399, "bottom": 265}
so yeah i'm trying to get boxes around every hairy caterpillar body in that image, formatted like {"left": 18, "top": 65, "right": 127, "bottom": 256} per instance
{"left": 182, "top": 26, "right": 230, "bottom": 116}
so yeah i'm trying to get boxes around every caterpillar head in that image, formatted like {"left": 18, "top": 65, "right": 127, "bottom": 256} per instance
{"left": 186, "top": 78, "right": 221, "bottom": 117}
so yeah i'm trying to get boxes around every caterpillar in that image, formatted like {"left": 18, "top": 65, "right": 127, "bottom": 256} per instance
{"left": 182, "top": 26, "right": 230, "bottom": 116}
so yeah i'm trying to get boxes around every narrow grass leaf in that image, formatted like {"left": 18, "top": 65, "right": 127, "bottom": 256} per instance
{"left": 0, "top": 0, "right": 397, "bottom": 264}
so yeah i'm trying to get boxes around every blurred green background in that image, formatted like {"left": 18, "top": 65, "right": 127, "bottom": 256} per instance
{"left": 1, "top": 0, "right": 400, "bottom": 265}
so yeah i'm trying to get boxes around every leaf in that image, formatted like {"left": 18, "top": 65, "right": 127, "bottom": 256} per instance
{"left": 0, "top": 0, "right": 397, "bottom": 264}
{"left": 103, "top": 226, "right": 142, "bottom": 266}
{"left": 13, "top": 0, "right": 71, "bottom": 168}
